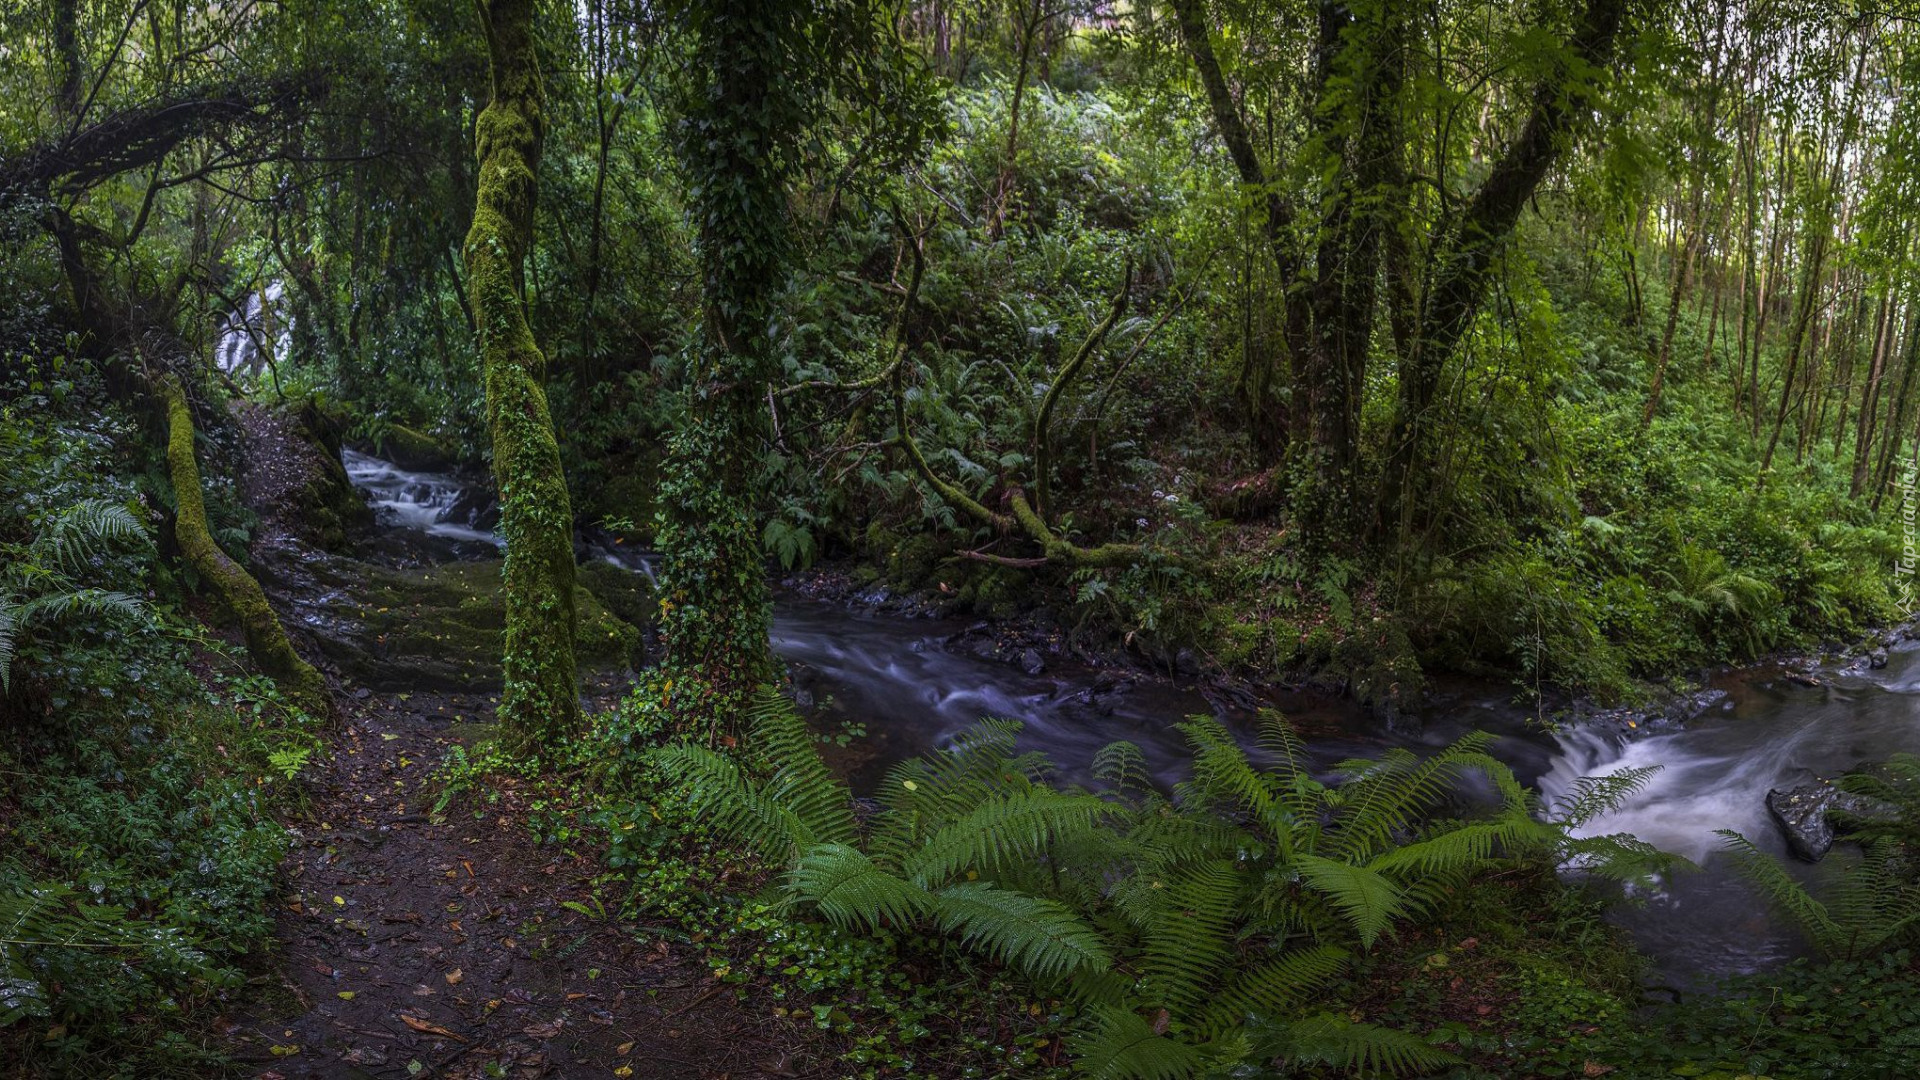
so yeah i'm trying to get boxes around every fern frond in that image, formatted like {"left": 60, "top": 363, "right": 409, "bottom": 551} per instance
{"left": 1558, "top": 832, "right": 1678, "bottom": 884}
{"left": 1258, "top": 1012, "right": 1461, "bottom": 1076}
{"left": 790, "top": 843, "right": 930, "bottom": 931}
{"left": 1366, "top": 814, "right": 1548, "bottom": 881}
{"left": 1195, "top": 944, "right": 1350, "bottom": 1039}
{"left": 1068, "top": 1005, "right": 1207, "bottom": 1080}
{"left": 30, "top": 498, "right": 145, "bottom": 574}
{"left": 1137, "top": 858, "right": 1241, "bottom": 1021}
{"left": 877, "top": 718, "right": 1038, "bottom": 836}
{"left": 651, "top": 744, "right": 817, "bottom": 862}
{"left": 1177, "top": 717, "right": 1298, "bottom": 855}
{"left": 0, "top": 882, "right": 214, "bottom": 1024}
{"left": 901, "top": 788, "right": 1114, "bottom": 888}
{"left": 1092, "top": 740, "right": 1152, "bottom": 799}
{"left": 1296, "top": 855, "right": 1406, "bottom": 949}
{"left": 1126, "top": 806, "right": 1252, "bottom": 866}
{"left": 932, "top": 882, "right": 1112, "bottom": 981}
{"left": 1717, "top": 829, "right": 1841, "bottom": 952}
{"left": 747, "top": 688, "right": 857, "bottom": 846}
{"left": 14, "top": 588, "right": 145, "bottom": 626}
{"left": 0, "top": 599, "right": 13, "bottom": 693}
{"left": 1548, "top": 766, "right": 1663, "bottom": 828}
{"left": 1327, "top": 734, "right": 1500, "bottom": 862}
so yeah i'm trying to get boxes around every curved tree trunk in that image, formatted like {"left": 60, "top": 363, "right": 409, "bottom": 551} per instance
{"left": 161, "top": 377, "right": 330, "bottom": 717}
{"left": 465, "top": 0, "right": 581, "bottom": 752}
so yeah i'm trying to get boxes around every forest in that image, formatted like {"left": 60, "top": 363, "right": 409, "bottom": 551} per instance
{"left": 5, "top": 0, "right": 1920, "bottom": 1076}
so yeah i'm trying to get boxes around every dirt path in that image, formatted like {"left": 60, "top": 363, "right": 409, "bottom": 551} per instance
{"left": 224, "top": 687, "right": 813, "bottom": 1080}
{"left": 223, "top": 407, "right": 822, "bottom": 1079}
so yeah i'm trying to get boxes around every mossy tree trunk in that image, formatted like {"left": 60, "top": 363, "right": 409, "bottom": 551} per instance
{"left": 653, "top": 0, "right": 793, "bottom": 738}
{"left": 161, "top": 377, "right": 331, "bottom": 717}
{"left": 465, "top": 0, "right": 581, "bottom": 752}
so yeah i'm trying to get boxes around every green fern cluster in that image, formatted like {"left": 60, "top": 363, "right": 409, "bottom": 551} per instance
{"left": 657, "top": 691, "right": 1659, "bottom": 1078}
{"left": 1717, "top": 754, "right": 1920, "bottom": 960}
{"left": 0, "top": 498, "right": 148, "bottom": 691}
{"left": 0, "top": 882, "right": 218, "bottom": 1026}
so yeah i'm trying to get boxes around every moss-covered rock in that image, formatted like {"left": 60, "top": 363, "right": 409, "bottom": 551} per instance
{"left": 577, "top": 557, "right": 657, "bottom": 633}
{"left": 372, "top": 423, "right": 458, "bottom": 472}
{"left": 284, "top": 555, "right": 639, "bottom": 692}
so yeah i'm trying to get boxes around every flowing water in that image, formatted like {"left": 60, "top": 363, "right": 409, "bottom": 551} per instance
{"left": 339, "top": 449, "right": 1920, "bottom": 983}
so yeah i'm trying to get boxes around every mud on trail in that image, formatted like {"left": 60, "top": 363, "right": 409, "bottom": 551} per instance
{"left": 221, "top": 685, "right": 820, "bottom": 1080}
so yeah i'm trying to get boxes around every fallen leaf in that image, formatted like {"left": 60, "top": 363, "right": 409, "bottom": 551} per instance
{"left": 337, "top": 991, "right": 356, "bottom": 1000}
{"left": 617, "top": 1042, "right": 635, "bottom": 1055}
{"left": 333, "top": 896, "right": 346, "bottom": 906}
{"left": 614, "top": 1067, "right": 633, "bottom": 1078}
{"left": 522, "top": 1018, "right": 564, "bottom": 1039}
{"left": 398, "top": 1014, "right": 466, "bottom": 1042}
{"left": 445, "top": 968, "right": 462, "bottom": 985}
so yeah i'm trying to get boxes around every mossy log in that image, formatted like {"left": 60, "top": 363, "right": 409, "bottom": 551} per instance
{"left": 463, "top": 0, "right": 581, "bottom": 752}
{"left": 161, "top": 376, "right": 331, "bottom": 716}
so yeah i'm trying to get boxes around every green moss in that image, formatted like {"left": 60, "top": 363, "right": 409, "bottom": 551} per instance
{"left": 577, "top": 558, "right": 656, "bottom": 633}
{"left": 372, "top": 422, "right": 455, "bottom": 471}
{"left": 462, "top": 0, "right": 580, "bottom": 755}
{"left": 160, "top": 376, "right": 330, "bottom": 717}
{"left": 307, "top": 558, "right": 639, "bottom": 689}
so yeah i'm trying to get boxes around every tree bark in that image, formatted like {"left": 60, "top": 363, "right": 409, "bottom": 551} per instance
{"left": 464, "top": 0, "right": 582, "bottom": 752}
{"left": 1376, "top": 0, "right": 1629, "bottom": 538}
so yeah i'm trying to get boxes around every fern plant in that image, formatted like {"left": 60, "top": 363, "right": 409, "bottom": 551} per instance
{"left": 0, "top": 882, "right": 219, "bottom": 1026}
{"left": 658, "top": 693, "right": 1651, "bottom": 1078}
{"left": 0, "top": 498, "right": 149, "bottom": 691}
{"left": 1716, "top": 830, "right": 1920, "bottom": 960}
{"left": 1834, "top": 754, "right": 1920, "bottom": 864}
{"left": 1715, "top": 756, "right": 1920, "bottom": 961}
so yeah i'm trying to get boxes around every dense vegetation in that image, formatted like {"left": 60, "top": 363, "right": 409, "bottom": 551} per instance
{"left": 5, "top": 0, "right": 1920, "bottom": 1076}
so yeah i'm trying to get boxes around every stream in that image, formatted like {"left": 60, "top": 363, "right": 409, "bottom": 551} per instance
{"left": 340, "top": 449, "right": 1920, "bottom": 985}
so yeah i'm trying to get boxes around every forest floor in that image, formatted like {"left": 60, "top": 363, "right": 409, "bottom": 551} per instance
{"left": 219, "top": 408, "right": 825, "bottom": 1080}
{"left": 220, "top": 684, "right": 816, "bottom": 1080}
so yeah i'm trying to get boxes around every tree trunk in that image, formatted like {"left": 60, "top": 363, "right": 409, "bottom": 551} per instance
{"left": 464, "top": 0, "right": 582, "bottom": 752}
{"left": 161, "top": 376, "right": 330, "bottom": 717}
{"left": 1376, "top": 0, "right": 1629, "bottom": 538}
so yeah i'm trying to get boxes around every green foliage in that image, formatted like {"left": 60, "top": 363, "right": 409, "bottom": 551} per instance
{"left": 0, "top": 495, "right": 151, "bottom": 691}
{"left": 655, "top": 692, "right": 1652, "bottom": 1078}
{"left": 0, "top": 388, "right": 310, "bottom": 1075}
{"left": 1716, "top": 830, "right": 1920, "bottom": 961}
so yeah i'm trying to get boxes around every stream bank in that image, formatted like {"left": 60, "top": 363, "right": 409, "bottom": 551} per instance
{"left": 293, "top": 432, "right": 1920, "bottom": 986}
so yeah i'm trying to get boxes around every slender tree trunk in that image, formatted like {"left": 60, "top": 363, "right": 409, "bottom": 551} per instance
{"left": 464, "top": 0, "right": 582, "bottom": 752}
{"left": 1167, "top": 0, "right": 1301, "bottom": 465}
{"left": 1642, "top": 190, "right": 1703, "bottom": 427}
{"left": 1873, "top": 321, "right": 1920, "bottom": 510}
{"left": 1377, "top": 0, "right": 1630, "bottom": 538}
{"left": 989, "top": 0, "right": 1043, "bottom": 236}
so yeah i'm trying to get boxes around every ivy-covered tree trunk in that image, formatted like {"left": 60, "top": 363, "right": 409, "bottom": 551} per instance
{"left": 465, "top": 0, "right": 581, "bottom": 751}
{"left": 653, "top": 0, "right": 795, "bottom": 737}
